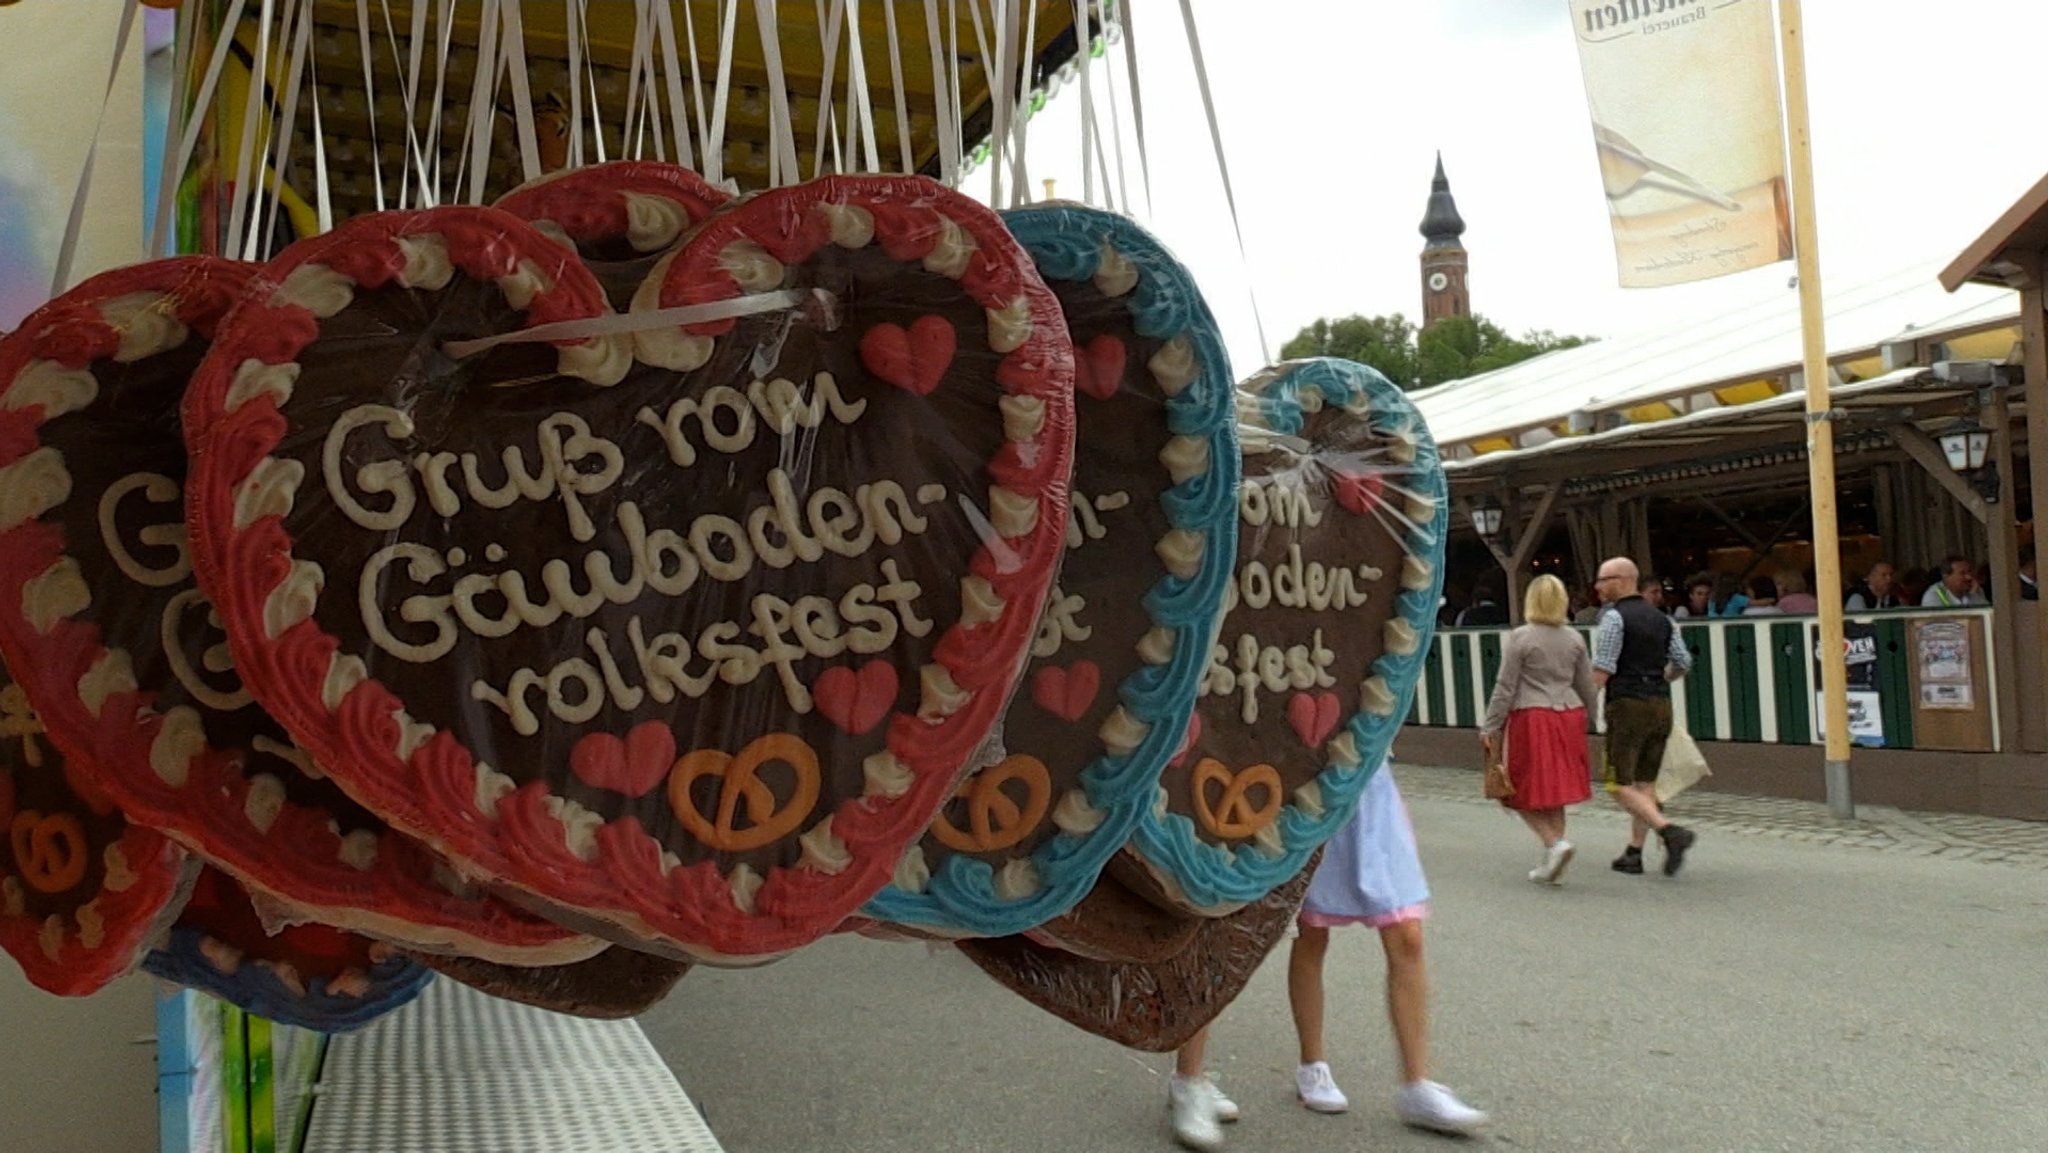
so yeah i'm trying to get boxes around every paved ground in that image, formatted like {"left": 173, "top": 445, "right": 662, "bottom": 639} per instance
{"left": 642, "top": 766, "right": 2048, "bottom": 1152}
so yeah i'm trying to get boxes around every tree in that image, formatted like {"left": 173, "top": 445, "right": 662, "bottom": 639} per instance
{"left": 1279, "top": 313, "right": 1593, "bottom": 390}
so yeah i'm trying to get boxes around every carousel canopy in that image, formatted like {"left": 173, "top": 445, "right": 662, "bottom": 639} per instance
{"left": 189, "top": 1, "right": 1100, "bottom": 231}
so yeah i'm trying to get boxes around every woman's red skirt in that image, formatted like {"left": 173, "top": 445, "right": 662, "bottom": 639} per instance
{"left": 1503, "top": 706, "right": 1592, "bottom": 811}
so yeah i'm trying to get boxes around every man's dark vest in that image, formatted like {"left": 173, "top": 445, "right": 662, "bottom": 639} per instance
{"left": 1608, "top": 596, "right": 1673, "bottom": 700}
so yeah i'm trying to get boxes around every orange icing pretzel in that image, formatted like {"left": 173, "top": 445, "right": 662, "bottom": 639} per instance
{"left": 668, "top": 734, "right": 822, "bottom": 853}
{"left": 10, "top": 810, "right": 88, "bottom": 895}
{"left": 931, "top": 754, "right": 1053, "bottom": 854}
{"left": 1190, "top": 758, "right": 1283, "bottom": 841}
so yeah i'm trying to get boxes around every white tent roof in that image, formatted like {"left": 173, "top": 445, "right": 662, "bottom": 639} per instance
{"left": 1409, "top": 259, "right": 2018, "bottom": 456}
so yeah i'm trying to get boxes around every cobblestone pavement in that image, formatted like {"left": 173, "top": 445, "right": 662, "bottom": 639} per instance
{"left": 1394, "top": 760, "right": 2048, "bottom": 867}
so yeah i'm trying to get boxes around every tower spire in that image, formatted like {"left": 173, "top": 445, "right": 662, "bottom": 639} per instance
{"left": 1420, "top": 152, "right": 1467, "bottom": 248}
{"left": 1419, "top": 154, "right": 1470, "bottom": 329}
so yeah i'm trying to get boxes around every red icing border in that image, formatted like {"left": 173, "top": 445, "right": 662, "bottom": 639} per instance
{"left": 183, "top": 181, "right": 1074, "bottom": 958}
{"left": 0, "top": 250, "right": 587, "bottom": 964}
{"left": 493, "top": 160, "right": 730, "bottom": 248}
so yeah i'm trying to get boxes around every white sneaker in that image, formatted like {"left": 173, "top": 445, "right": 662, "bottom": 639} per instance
{"left": 1395, "top": 1080, "right": 1489, "bottom": 1135}
{"left": 1294, "top": 1061, "right": 1349, "bottom": 1113}
{"left": 1536, "top": 840, "right": 1575, "bottom": 884}
{"left": 1167, "top": 1073, "right": 1239, "bottom": 1123}
{"left": 1168, "top": 1074, "right": 1225, "bottom": 1150}
{"left": 1208, "top": 1078, "right": 1241, "bottom": 1124}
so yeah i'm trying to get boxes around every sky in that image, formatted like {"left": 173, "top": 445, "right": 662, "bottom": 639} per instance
{"left": 983, "top": 0, "right": 2048, "bottom": 381}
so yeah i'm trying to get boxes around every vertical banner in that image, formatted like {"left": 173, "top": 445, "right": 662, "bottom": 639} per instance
{"left": 1569, "top": 0, "right": 1793, "bottom": 287}
{"left": 1814, "top": 621, "right": 1884, "bottom": 747}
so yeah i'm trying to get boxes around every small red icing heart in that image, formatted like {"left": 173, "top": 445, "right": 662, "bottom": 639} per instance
{"left": 570, "top": 722, "right": 678, "bottom": 797}
{"left": 1075, "top": 334, "right": 1127, "bottom": 401}
{"left": 859, "top": 315, "right": 956, "bottom": 396}
{"left": 1169, "top": 713, "right": 1202, "bottom": 769}
{"left": 1331, "top": 469, "right": 1385, "bottom": 516}
{"left": 1031, "top": 661, "right": 1101, "bottom": 723}
{"left": 1288, "top": 691, "right": 1341, "bottom": 749}
{"left": 814, "top": 661, "right": 898, "bottom": 735}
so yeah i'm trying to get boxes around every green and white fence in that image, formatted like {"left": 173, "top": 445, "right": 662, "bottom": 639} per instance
{"left": 1410, "top": 608, "right": 1999, "bottom": 751}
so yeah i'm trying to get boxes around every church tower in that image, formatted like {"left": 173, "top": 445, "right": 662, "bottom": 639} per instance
{"left": 1419, "top": 154, "right": 1469, "bottom": 329}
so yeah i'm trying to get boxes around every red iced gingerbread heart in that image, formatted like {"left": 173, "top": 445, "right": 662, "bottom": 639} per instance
{"left": 1075, "top": 334, "right": 1127, "bottom": 401}
{"left": 860, "top": 315, "right": 957, "bottom": 396}
{"left": 179, "top": 180, "right": 1075, "bottom": 962}
{"left": 570, "top": 722, "right": 678, "bottom": 797}
{"left": 1288, "top": 691, "right": 1341, "bottom": 749}
{"left": 813, "top": 661, "right": 898, "bottom": 736}
{"left": 1032, "top": 661, "right": 1101, "bottom": 723}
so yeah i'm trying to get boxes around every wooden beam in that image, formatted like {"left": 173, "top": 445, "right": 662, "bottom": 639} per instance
{"left": 1507, "top": 483, "right": 1563, "bottom": 572}
{"left": 2021, "top": 263, "right": 2048, "bottom": 750}
{"left": 1983, "top": 385, "right": 2022, "bottom": 752}
{"left": 1890, "top": 424, "right": 1989, "bottom": 524}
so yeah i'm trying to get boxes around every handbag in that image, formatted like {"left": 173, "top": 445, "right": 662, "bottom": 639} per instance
{"left": 1654, "top": 727, "right": 1712, "bottom": 803}
{"left": 1482, "top": 735, "right": 1515, "bottom": 800}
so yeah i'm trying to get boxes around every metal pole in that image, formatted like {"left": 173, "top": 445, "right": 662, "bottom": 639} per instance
{"left": 1778, "top": 0, "right": 1854, "bottom": 818}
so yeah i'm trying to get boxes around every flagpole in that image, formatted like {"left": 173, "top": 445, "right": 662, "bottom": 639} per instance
{"left": 1778, "top": 0, "right": 1854, "bottom": 817}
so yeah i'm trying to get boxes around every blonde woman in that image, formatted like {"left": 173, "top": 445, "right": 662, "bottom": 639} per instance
{"left": 1481, "top": 575, "right": 1597, "bottom": 884}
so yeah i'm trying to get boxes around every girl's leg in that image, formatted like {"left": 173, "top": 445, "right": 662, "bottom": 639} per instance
{"left": 1514, "top": 808, "right": 1556, "bottom": 848}
{"left": 1379, "top": 919, "right": 1430, "bottom": 1084}
{"left": 1288, "top": 924, "right": 1331, "bottom": 1064}
{"left": 1176, "top": 1026, "right": 1207, "bottom": 1078}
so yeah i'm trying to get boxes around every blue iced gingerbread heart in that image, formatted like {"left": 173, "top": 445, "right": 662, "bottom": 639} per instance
{"left": 143, "top": 867, "right": 431, "bottom": 1033}
{"left": 861, "top": 205, "right": 1240, "bottom": 936}
{"left": 1117, "top": 357, "right": 1449, "bottom": 915}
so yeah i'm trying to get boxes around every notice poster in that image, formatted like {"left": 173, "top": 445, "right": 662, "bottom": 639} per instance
{"left": 1568, "top": 0, "right": 1794, "bottom": 287}
{"left": 1915, "top": 620, "right": 1974, "bottom": 710}
{"left": 1814, "top": 621, "right": 1884, "bottom": 747}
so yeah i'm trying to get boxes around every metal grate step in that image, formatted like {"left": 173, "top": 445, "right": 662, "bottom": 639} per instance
{"left": 304, "top": 978, "right": 723, "bottom": 1153}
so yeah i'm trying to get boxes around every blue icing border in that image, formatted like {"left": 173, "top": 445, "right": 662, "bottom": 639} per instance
{"left": 1126, "top": 356, "right": 1449, "bottom": 911}
{"left": 144, "top": 929, "right": 433, "bottom": 1033}
{"left": 861, "top": 205, "right": 1240, "bottom": 934}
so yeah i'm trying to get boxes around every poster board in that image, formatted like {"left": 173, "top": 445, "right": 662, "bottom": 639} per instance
{"left": 1907, "top": 614, "right": 1995, "bottom": 752}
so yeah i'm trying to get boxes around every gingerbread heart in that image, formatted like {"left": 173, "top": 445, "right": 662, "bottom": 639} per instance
{"left": 0, "top": 254, "right": 593, "bottom": 966}
{"left": 958, "top": 848, "right": 1318, "bottom": 1051}
{"left": 1116, "top": 358, "right": 1447, "bottom": 917}
{"left": 416, "top": 945, "right": 689, "bottom": 1020}
{"left": 0, "top": 656, "right": 191, "bottom": 995}
{"left": 495, "top": 160, "right": 730, "bottom": 308}
{"left": 863, "top": 205, "right": 1238, "bottom": 938}
{"left": 181, "top": 181, "right": 1073, "bottom": 961}
{"left": 142, "top": 866, "right": 431, "bottom": 1033}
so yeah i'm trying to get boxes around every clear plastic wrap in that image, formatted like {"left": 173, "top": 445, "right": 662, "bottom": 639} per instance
{"left": 180, "top": 176, "right": 1076, "bottom": 962}
{"left": 141, "top": 865, "right": 432, "bottom": 1032}
{"left": 956, "top": 848, "right": 1319, "bottom": 1052}
{"left": 860, "top": 203, "right": 1239, "bottom": 938}
{"left": 1115, "top": 358, "right": 1449, "bottom": 917}
{"left": 0, "top": 255, "right": 593, "bottom": 967}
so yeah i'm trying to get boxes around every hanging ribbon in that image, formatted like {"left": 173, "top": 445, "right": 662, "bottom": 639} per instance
{"left": 1177, "top": 0, "right": 1270, "bottom": 362}
{"left": 881, "top": 0, "right": 913, "bottom": 172}
{"left": 52, "top": 0, "right": 143, "bottom": 293}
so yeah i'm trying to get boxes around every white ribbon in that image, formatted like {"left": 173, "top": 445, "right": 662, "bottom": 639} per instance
{"left": 881, "top": 0, "right": 913, "bottom": 172}
{"left": 52, "top": 0, "right": 141, "bottom": 293}
{"left": 1177, "top": 0, "right": 1270, "bottom": 361}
